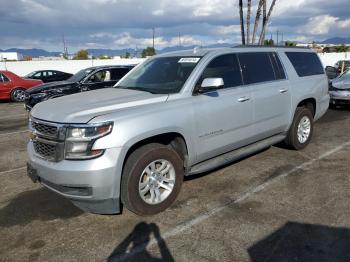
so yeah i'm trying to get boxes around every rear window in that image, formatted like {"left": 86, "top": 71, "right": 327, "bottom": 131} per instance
{"left": 238, "top": 52, "right": 276, "bottom": 85}
{"left": 285, "top": 52, "right": 324, "bottom": 77}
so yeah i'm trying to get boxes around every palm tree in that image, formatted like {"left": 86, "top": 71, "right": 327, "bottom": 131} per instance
{"left": 246, "top": 0, "right": 252, "bottom": 44}
{"left": 239, "top": 0, "right": 246, "bottom": 45}
{"left": 259, "top": 0, "right": 277, "bottom": 45}
{"left": 252, "top": 0, "right": 264, "bottom": 44}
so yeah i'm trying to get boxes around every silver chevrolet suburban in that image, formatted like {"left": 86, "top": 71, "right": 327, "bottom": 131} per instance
{"left": 27, "top": 47, "right": 329, "bottom": 216}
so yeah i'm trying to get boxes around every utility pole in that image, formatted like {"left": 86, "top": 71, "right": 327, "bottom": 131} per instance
{"left": 62, "top": 34, "right": 68, "bottom": 59}
{"left": 281, "top": 32, "right": 284, "bottom": 46}
{"left": 152, "top": 28, "right": 155, "bottom": 50}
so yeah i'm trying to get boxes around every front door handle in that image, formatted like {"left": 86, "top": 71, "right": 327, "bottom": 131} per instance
{"left": 279, "top": 88, "right": 288, "bottom": 93}
{"left": 238, "top": 96, "right": 251, "bottom": 102}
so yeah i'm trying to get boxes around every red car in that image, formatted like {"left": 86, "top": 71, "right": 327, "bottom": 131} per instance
{"left": 0, "top": 70, "right": 43, "bottom": 102}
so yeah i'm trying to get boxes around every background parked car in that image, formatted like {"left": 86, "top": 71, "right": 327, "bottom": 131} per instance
{"left": 0, "top": 70, "right": 43, "bottom": 102}
{"left": 25, "top": 65, "right": 134, "bottom": 110}
{"left": 329, "top": 68, "right": 350, "bottom": 107}
{"left": 334, "top": 60, "right": 350, "bottom": 72}
{"left": 325, "top": 66, "right": 339, "bottom": 81}
{"left": 25, "top": 70, "right": 73, "bottom": 83}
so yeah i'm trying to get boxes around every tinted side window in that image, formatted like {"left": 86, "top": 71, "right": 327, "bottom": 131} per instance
{"left": 111, "top": 68, "right": 131, "bottom": 80}
{"left": 285, "top": 52, "right": 324, "bottom": 77}
{"left": 0, "top": 73, "right": 9, "bottom": 82}
{"left": 238, "top": 52, "right": 276, "bottom": 85}
{"left": 269, "top": 53, "right": 286, "bottom": 80}
{"left": 199, "top": 54, "right": 243, "bottom": 88}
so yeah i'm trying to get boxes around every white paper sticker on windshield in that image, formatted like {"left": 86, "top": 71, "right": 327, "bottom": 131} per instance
{"left": 178, "top": 57, "right": 200, "bottom": 63}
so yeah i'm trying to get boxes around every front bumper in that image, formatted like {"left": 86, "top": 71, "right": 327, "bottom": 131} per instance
{"left": 27, "top": 143, "right": 125, "bottom": 214}
{"left": 329, "top": 90, "right": 350, "bottom": 105}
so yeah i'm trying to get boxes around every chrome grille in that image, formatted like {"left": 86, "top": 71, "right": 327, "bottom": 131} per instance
{"left": 33, "top": 140, "right": 56, "bottom": 161}
{"left": 30, "top": 118, "right": 65, "bottom": 162}
{"left": 32, "top": 121, "right": 58, "bottom": 137}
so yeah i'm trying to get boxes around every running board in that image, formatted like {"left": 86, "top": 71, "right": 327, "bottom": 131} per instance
{"left": 188, "top": 134, "right": 286, "bottom": 175}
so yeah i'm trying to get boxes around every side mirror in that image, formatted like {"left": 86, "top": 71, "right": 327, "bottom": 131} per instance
{"left": 198, "top": 78, "right": 224, "bottom": 94}
{"left": 325, "top": 66, "right": 337, "bottom": 73}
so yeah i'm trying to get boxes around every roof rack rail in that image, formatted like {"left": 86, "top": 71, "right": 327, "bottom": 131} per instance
{"left": 233, "top": 45, "right": 311, "bottom": 49}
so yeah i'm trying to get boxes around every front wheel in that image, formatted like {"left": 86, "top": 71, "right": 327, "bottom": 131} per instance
{"left": 121, "top": 143, "right": 184, "bottom": 216}
{"left": 284, "top": 107, "right": 314, "bottom": 150}
{"left": 10, "top": 88, "right": 26, "bottom": 102}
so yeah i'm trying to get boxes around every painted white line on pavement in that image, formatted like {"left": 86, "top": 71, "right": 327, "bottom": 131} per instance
{"left": 0, "top": 130, "right": 28, "bottom": 137}
{"left": 111, "top": 140, "right": 350, "bottom": 262}
{"left": 0, "top": 114, "right": 27, "bottom": 120}
{"left": 0, "top": 166, "right": 26, "bottom": 175}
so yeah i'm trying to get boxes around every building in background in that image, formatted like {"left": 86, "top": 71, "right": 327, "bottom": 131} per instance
{"left": 0, "top": 52, "right": 24, "bottom": 61}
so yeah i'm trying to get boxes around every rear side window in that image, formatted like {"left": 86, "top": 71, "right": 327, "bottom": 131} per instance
{"left": 0, "top": 73, "right": 9, "bottom": 82}
{"left": 269, "top": 53, "right": 286, "bottom": 80}
{"left": 238, "top": 52, "right": 276, "bottom": 85}
{"left": 111, "top": 68, "right": 131, "bottom": 80}
{"left": 285, "top": 52, "right": 324, "bottom": 77}
{"left": 199, "top": 54, "right": 243, "bottom": 88}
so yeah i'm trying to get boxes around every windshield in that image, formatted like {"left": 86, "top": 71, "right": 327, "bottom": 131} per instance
{"left": 68, "top": 68, "right": 94, "bottom": 82}
{"left": 339, "top": 68, "right": 350, "bottom": 78}
{"left": 116, "top": 56, "right": 201, "bottom": 94}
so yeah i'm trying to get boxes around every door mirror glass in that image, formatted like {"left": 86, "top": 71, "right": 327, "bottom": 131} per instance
{"left": 198, "top": 78, "right": 224, "bottom": 93}
{"left": 325, "top": 66, "right": 337, "bottom": 73}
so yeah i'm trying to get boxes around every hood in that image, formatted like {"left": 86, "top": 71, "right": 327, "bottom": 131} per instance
{"left": 31, "top": 88, "right": 169, "bottom": 123}
{"left": 27, "top": 80, "right": 76, "bottom": 94}
{"left": 331, "top": 73, "right": 350, "bottom": 89}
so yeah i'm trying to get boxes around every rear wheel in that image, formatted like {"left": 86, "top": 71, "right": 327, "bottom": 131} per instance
{"left": 284, "top": 107, "right": 314, "bottom": 150}
{"left": 121, "top": 143, "right": 184, "bottom": 216}
{"left": 10, "top": 88, "right": 26, "bottom": 102}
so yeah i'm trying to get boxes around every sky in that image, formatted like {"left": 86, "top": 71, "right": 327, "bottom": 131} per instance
{"left": 0, "top": 0, "right": 349, "bottom": 52}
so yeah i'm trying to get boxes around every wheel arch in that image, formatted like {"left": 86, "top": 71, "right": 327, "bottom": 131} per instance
{"left": 122, "top": 132, "right": 190, "bottom": 172}
{"left": 296, "top": 97, "right": 316, "bottom": 118}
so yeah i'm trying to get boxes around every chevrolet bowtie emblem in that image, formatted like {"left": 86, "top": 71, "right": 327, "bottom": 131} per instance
{"left": 29, "top": 132, "right": 37, "bottom": 140}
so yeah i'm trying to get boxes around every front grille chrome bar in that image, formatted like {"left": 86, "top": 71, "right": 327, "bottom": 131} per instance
{"left": 29, "top": 117, "right": 66, "bottom": 162}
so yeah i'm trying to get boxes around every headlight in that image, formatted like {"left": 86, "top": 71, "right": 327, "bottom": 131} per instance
{"left": 65, "top": 122, "right": 113, "bottom": 160}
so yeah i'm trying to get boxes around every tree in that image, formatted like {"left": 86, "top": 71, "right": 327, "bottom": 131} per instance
{"left": 252, "top": 0, "right": 264, "bottom": 44}
{"left": 98, "top": 55, "right": 111, "bottom": 60}
{"left": 73, "top": 49, "right": 89, "bottom": 60}
{"left": 239, "top": 0, "right": 246, "bottom": 45}
{"left": 141, "top": 47, "right": 156, "bottom": 58}
{"left": 264, "top": 38, "right": 274, "bottom": 46}
{"left": 239, "top": 0, "right": 278, "bottom": 45}
{"left": 335, "top": 45, "right": 349, "bottom": 53}
{"left": 124, "top": 52, "right": 131, "bottom": 58}
{"left": 285, "top": 41, "right": 296, "bottom": 47}
{"left": 246, "top": 0, "right": 252, "bottom": 44}
{"left": 258, "top": 0, "right": 277, "bottom": 45}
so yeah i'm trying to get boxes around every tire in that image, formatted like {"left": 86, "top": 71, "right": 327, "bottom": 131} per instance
{"left": 10, "top": 88, "right": 26, "bottom": 102}
{"left": 121, "top": 143, "right": 184, "bottom": 216}
{"left": 284, "top": 107, "right": 314, "bottom": 150}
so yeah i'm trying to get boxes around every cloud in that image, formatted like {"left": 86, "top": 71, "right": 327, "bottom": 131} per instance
{"left": 0, "top": 0, "right": 349, "bottom": 50}
{"left": 300, "top": 15, "right": 350, "bottom": 35}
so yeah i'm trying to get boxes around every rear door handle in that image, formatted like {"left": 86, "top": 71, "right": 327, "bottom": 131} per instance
{"left": 279, "top": 88, "right": 288, "bottom": 93}
{"left": 238, "top": 96, "right": 251, "bottom": 102}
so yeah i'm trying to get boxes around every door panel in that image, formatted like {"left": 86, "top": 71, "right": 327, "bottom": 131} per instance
{"left": 237, "top": 52, "right": 291, "bottom": 141}
{"left": 193, "top": 87, "right": 254, "bottom": 162}
{"left": 251, "top": 81, "right": 291, "bottom": 141}
{"left": 191, "top": 53, "right": 254, "bottom": 163}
